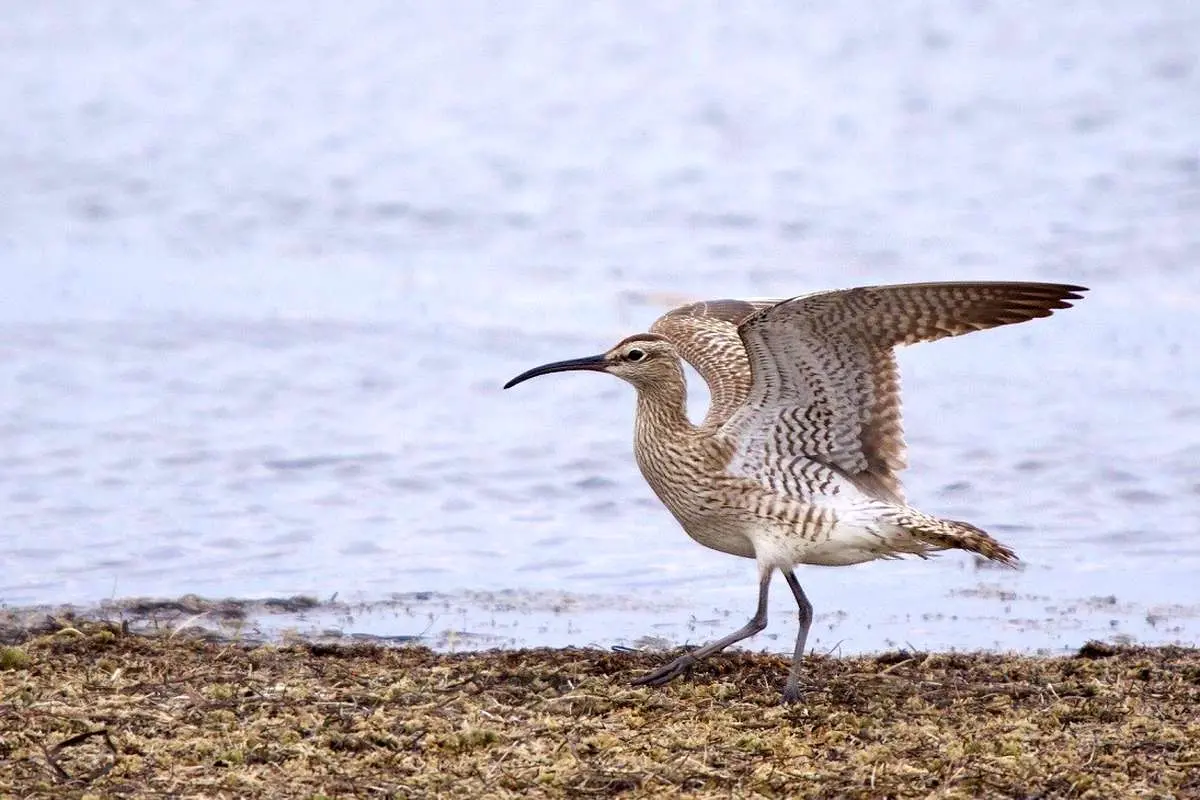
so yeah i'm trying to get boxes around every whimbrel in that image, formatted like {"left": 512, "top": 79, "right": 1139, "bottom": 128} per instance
{"left": 504, "top": 281, "right": 1086, "bottom": 702}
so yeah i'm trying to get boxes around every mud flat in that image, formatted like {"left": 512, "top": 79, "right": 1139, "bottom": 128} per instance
{"left": 1, "top": 615, "right": 1197, "bottom": 799}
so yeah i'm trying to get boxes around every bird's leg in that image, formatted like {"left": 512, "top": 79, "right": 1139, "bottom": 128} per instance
{"left": 631, "top": 568, "right": 772, "bottom": 688}
{"left": 781, "top": 568, "right": 813, "bottom": 704}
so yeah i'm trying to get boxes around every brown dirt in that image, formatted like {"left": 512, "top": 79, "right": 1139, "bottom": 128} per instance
{"left": 1, "top": 620, "right": 1197, "bottom": 799}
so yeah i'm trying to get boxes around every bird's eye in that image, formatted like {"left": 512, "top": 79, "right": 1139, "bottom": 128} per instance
{"left": 626, "top": 348, "right": 646, "bottom": 362}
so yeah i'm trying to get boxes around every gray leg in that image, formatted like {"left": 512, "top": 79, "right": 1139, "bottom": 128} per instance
{"left": 781, "top": 569, "right": 813, "bottom": 704}
{"left": 631, "top": 569, "right": 773, "bottom": 688}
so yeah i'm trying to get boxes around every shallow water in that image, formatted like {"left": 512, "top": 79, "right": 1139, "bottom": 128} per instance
{"left": 2, "top": 1, "right": 1199, "bottom": 654}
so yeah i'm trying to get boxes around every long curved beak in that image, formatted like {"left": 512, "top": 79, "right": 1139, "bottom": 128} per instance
{"left": 503, "top": 354, "right": 608, "bottom": 389}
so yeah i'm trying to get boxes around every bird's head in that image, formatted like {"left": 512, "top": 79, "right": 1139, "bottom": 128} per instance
{"left": 503, "top": 333, "right": 679, "bottom": 391}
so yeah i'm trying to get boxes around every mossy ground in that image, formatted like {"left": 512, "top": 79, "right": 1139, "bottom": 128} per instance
{"left": 1, "top": 620, "right": 1197, "bottom": 799}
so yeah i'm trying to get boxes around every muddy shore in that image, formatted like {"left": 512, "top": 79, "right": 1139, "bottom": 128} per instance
{"left": 1, "top": 614, "right": 1197, "bottom": 799}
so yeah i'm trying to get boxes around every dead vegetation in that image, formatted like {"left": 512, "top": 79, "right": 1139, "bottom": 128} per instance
{"left": 0, "top": 619, "right": 1197, "bottom": 798}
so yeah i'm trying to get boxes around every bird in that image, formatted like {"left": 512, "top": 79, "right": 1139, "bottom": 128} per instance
{"left": 503, "top": 281, "right": 1087, "bottom": 703}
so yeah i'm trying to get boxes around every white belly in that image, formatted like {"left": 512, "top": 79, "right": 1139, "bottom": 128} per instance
{"left": 750, "top": 510, "right": 936, "bottom": 569}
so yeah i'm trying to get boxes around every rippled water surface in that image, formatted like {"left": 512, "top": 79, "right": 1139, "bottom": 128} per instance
{"left": 3, "top": 1, "right": 1199, "bottom": 654}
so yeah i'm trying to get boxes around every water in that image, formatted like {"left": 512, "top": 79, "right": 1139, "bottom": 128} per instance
{"left": 2, "top": 1, "right": 1199, "bottom": 655}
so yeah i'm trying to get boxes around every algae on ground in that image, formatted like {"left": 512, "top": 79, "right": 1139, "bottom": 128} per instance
{"left": 0, "top": 620, "right": 1197, "bottom": 798}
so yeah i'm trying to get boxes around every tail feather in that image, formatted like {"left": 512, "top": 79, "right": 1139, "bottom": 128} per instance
{"left": 893, "top": 510, "right": 1019, "bottom": 567}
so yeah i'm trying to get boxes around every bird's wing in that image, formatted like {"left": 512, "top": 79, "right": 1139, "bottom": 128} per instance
{"left": 720, "top": 281, "right": 1087, "bottom": 503}
{"left": 650, "top": 298, "right": 781, "bottom": 429}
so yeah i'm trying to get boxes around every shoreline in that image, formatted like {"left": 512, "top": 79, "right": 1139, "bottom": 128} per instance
{"left": 5, "top": 589, "right": 1197, "bottom": 657}
{"left": 2, "top": 618, "right": 1197, "bottom": 798}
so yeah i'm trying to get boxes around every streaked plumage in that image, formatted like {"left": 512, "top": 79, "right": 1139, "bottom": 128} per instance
{"left": 504, "top": 281, "right": 1086, "bottom": 702}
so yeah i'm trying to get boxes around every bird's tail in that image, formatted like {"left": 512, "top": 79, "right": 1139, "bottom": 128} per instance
{"left": 892, "top": 509, "right": 1019, "bottom": 567}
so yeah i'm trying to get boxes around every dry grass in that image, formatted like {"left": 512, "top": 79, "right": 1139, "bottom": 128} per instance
{"left": 1, "top": 620, "right": 1197, "bottom": 799}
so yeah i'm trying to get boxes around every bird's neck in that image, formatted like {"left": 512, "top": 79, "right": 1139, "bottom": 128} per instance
{"left": 631, "top": 364, "right": 719, "bottom": 521}
{"left": 632, "top": 365, "right": 697, "bottom": 446}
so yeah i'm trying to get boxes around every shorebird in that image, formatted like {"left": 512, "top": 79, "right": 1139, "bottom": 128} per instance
{"left": 503, "top": 281, "right": 1086, "bottom": 702}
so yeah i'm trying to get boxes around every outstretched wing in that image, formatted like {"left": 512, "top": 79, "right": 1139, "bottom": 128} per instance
{"left": 720, "top": 281, "right": 1087, "bottom": 502}
{"left": 650, "top": 298, "right": 781, "bottom": 429}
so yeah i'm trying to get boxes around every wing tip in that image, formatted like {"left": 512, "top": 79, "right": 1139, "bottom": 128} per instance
{"left": 1013, "top": 282, "right": 1090, "bottom": 315}
{"left": 1043, "top": 282, "right": 1089, "bottom": 303}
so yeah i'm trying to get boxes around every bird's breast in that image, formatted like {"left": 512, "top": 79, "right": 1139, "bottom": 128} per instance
{"left": 632, "top": 430, "right": 758, "bottom": 559}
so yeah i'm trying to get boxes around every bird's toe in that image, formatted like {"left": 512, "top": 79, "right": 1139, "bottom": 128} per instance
{"left": 631, "top": 657, "right": 694, "bottom": 688}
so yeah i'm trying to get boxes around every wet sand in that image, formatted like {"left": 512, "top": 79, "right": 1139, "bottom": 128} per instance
{"left": 4, "top": 585, "right": 1198, "bottom": 658}
{"left": 1, "top": 617, "right": 1197, "bottom": 798}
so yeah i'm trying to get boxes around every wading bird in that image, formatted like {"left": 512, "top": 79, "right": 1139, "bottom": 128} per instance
{"left": 503, "top": 281, "right": 1086, "bottom": 702}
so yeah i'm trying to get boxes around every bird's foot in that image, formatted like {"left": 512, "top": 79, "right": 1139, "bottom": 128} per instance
{"left": 781, "top": 680, "right": 807, "bottom": 705}
{"left": 630, "top": 654, "right": 697, "bottom": 688}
